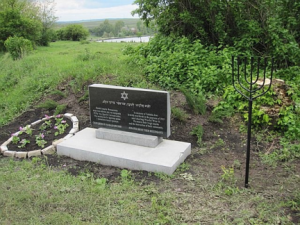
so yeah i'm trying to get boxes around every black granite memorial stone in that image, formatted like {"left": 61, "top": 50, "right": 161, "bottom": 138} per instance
{"left": 89, "top": 84, "right": 171, "bottom": 138}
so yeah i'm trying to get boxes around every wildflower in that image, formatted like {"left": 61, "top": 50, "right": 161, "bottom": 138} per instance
{"left": 45, "top": 114, "right": 50, "bottom": 119}
{"left": 19, "top": 126, "right": 23, "bottom": 131}
{"left": 54, "top": 126, "right": 58, "bottom": 129}
{"left": 41, "top": 133, "right": 45, "bottom": 139}
{"left": 56, "top": 114, "right": 61, "bottom": 118}
{"left": 61, "top": 120, "right": 66, "bottom": 124}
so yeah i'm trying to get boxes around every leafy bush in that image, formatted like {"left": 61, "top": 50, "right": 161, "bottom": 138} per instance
{"left": 57, "top": 24, "right": 89, "bottom": 41}
{"left": 124, "top": 35, "right": 235, "bottom": 94}
{"left": 133, "top": 0, "right": 300, "bottom": 66}
{"left": 4, "top": 36, "right": 33, "bottom": 60}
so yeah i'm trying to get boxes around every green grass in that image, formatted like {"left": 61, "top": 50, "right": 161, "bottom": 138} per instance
{"left": 0, "top": 41, "right": 154, "bottom": 126}
{"left": 0, "top": 156, "right": 299, "bottom": 224}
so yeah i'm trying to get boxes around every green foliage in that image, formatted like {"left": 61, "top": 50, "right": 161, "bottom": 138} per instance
{"left": 209, "top": 106, "right": 234, "bottom": 123}
{"left": 171, "top": 107, "right": 188, "bottom": 122}
{"left": 214, "top": 165, "right": 241, "bottom": 196}
{"left": 181, "top": 88, "right": 206, "bottom": 115}
{"left": 50, "top": 90, "right": 66, "bottom": 98}
{"left": 190, "top": 125, "right": 204, "bottom": 147}
{"left": 4, "top": 36, "right": 33, "bottom": 60}
{"left": 120, "top": 169, "right": 133, "bottom": 184}
{"left": 80, "top": 39, "right": 90, "bottom": 45}
{"left": 0, "top": 0, "right": 57, "bottom": 50}
{"left": 57, "top": 24, "right": 89, "bottom": 41}
{"left": 124, "top": 35, "right": 234, "bottom": 94}
{"left": 54, "top": 104, "right": 67, "bottom": 115}
{"left": 285, "top": 193, "right": 300, "bottom": 212}
{"left": 133, "top": 0, "right": 300, "bottom": 66}
{"left": 37, "top": 99, "right": 58, "bottom": 110}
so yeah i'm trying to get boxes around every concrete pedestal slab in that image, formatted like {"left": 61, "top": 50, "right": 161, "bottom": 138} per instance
{"left": 57, "top": 128, "right": 191, "bottom": 175}
{"left": 96, "top": 128, "right": 163, "bottom": 148}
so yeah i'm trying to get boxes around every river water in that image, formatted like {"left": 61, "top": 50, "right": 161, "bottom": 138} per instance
{"left": 98, "top": 36, "right": 151, "bottom": 43}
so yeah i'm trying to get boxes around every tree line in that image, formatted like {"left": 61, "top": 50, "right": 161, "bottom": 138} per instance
{"left": 89, "top": 19, "right": 155, "bottom": 38}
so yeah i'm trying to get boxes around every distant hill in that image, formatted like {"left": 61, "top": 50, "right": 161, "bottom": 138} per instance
{"left": 55, "top": 18, "right": 140, "bottom": 30}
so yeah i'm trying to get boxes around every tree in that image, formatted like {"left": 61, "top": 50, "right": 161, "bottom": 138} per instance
{"left": 62, "top": 24, "right": 89, "bottom": 41}
{"left": 132, "top": 0, "right": 300, "bottom": 65}
{"left": 35, "top": 0, "right": 57, "bottom": 46}
{"left": 0, "top": 8, "right": 42, "bottom": 51}
{"left": 0, "top": 0, "right": 57, "bottom": 51}
{"left": 136, "top": 32, "right": 142, "bottom": 42}
{"left": 114, "top": 20, "right": 125, "bottom": 36}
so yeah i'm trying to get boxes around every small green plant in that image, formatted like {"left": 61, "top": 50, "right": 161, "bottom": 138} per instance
{"left": 35, "top": 133, "right": 47, "bottom": 148}
{"left": 54, "top": 116, "right": 69, "bottom": 136}
{"left": 55, "top": 104, "right": 67, "bottom": 115}
{"left": 120, "top": 169, "right": 132, "bottom": 183}
{"left": 285, "top": 193, "right": 300, "bottom": 211}
{"left": 176, "top": 162, "right": 190, "bottom": 172}
{"left": 181, "top": 89, "right": 206, "bottom": 115}
{"left": 213, "top": 138, "right": 225, "bottom": 148}
{"left": 190, "top": 124, "right": 204, "bottom": 146}
{"left": 19, "top": 125, "right": 33, "bottom": 136}
{"left": 79, "top": 91, "right": 89, "bottom": 102}
{"left": 37, "top": 100, "right": 59, "bottom": 110}
{"left": 221, "top": 165, "right": 235, "bottom": 184}
{"left": 31, "top": 156, "right": 42, "bottom": 164}
{"left": 215, "top": 165, "right": 240, "bottom": 196}
{"left": 154, "top": 172, "right": 174, "bottom": 181}
{"left": 18, "top": 139, "right": 30, "bottom": 148}
{"left": 39, "top": 118, "right": 53, "bottom": 131}
{"left": 50, "top": 90, "right": 66, "bottom": 98}
{"left": 11, "top": 133, "right": 20, "bottom": 144}
{"left": 171, "top": 107, "right": 188, "bottom": 122}
{"left": 209, "top": 106, "right": 234, "bottom": 123}
{"left": 94, "top": 178, "right": 107, "bottom": 189}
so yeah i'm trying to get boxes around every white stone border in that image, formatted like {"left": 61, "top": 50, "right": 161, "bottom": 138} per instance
{"left": 0, "top": 113, "right": 79, "bottom": 159}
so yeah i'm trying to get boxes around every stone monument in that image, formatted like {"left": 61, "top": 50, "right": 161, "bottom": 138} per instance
{"left": 57, "top": 84, "right": 191, "bottom": 175}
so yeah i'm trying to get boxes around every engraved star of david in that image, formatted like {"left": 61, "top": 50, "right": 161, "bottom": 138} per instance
{"left": 121, "top": 91, "right": 128, "bottom": 100}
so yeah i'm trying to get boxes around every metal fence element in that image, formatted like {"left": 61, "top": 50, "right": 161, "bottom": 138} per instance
{"left": 232, "top": 56, "right": 274, "bottom": 188}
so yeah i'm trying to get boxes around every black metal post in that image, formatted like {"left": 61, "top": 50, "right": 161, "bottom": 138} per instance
{"left": 245, "top": 100, "right": 252, "bottom": 188}
{"left": 232, "top": 56, "right": 274, "bottom": 188}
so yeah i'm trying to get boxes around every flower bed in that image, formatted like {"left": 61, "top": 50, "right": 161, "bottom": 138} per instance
{"left": 0, "top": 113, "right": 79, "bottom": 158}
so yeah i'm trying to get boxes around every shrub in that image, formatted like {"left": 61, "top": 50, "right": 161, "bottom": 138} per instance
{"left": 124, "top": 35, "right": 235, "bottom": 94}
{"left": 171, "top": 107, "right": 188, "bottom": 122}
{"left": 190, "top": 125, "right": 204, "bottom": 146}
{"left": 181, "top": 88, "right": 206, "bottom": 115}
{"left": 4, "top": 36, "right": 33, "bottom": 60}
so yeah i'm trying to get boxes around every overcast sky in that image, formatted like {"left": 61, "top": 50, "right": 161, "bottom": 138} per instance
{"left": 55, "top": 0, "right": 138, "bottom": 21}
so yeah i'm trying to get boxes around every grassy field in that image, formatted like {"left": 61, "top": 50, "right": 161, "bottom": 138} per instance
{"left": 0, "top": 41, "right": 152, "bottom": 126}
{"left": 0, "top": 41, "right": 299, "bottom": 224}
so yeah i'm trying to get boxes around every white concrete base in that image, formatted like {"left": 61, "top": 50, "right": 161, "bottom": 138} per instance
{"left": 96, "top": 128, "right": 163, "bottom": 148}
{"left": 57, "top": 128, "right": 191, "bottom": 175}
